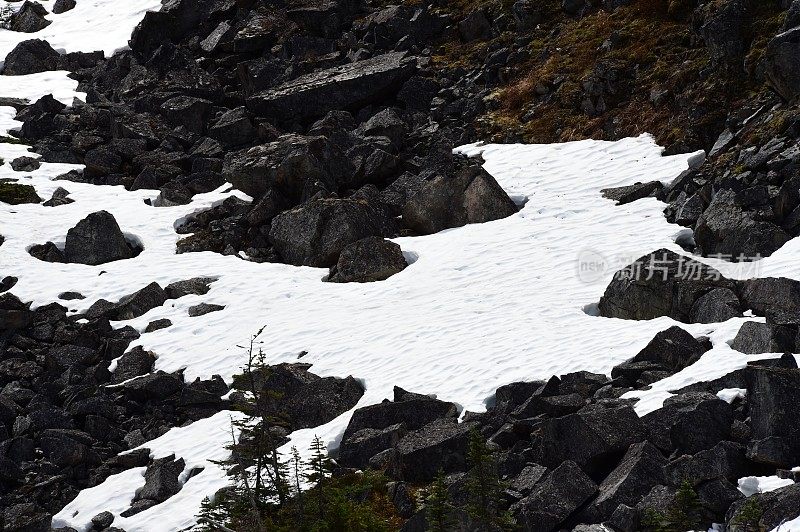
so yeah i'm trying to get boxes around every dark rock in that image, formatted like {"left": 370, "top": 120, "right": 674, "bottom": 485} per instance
{"left": 731, "top": 321, "right": 796, "bottom": 354}
{"left": 390, "top": 419, "right": 477, "bottom": 481}
{"left": 642, "top": 392, "right": 733, "bottom": 455}
{"left": 164, "top": 277, "right": 216, "bottom": 299}
{"left": 113, "top": 346, "right": 156, "bottom": 383}
{"left": 283, "top": 375, "right": 364, "bottom": 429}
{"left": 508, "top": 464, "right": 548, "bottom": 496}
{"left": 328, "top": 236, "right": 408, "bottom": 283}
{"left": 539, "top": 404, "right": 646, "bottom": 477}
{"left": 64, "top": 211, "right": 138, "bottom": 265}
{"left": 135, "top": 455, "right": 185, "bottom": 503}
{"left": 10, "top": 156, "right": 40, "bottom": 172}
{"left": 458, "top": 11, "right": 491, "bottom": 42}
{"left": 583, "top": 441, "right": 667, "bottom": 521}
{"left": 161, "top": 96, "right": 212, "bottom": 134}
{"left": 403, "top": 165, "right": 517, "bottom": 235}
{"left": 342, "top": 393, "right": 458, "bottom": 442}
{"left": 601, "top": 181, "right": 663, "bottom": 205}
{"left": 208, "top": 107, "right": 257, "bottom": 148}
{"left": 629, "top": 326, "right": 710, "bottom": 372}
{"left": 726, "top": 483, "right": 800, "bottom": 530}
{"left": 122, "top": 371, "right": 182, "bottom": 401}
{"left": 10, "top": 2, "right": 51, "bottom": 33}
{"left": 187, "top": 303, "right": 225, "bottom": 317}
{"left": 338, "top": 423, "right": 406, "bottom": 468}
{"left": 511, "top": 460, "right": 597, "bottom": 532}
{"left": 739, "top": 277, "right": 800, "bottom": 321}
{"left": 597, "top": 249, "right": 734, "bottom": 322}
{"left": 694, "top": 190, "right": 790, "bottom": 260}
{"left": 247, "top": 52, "right": 417, "bottom": 121}
{"left": 663, "top": 440, "right": 749, "bottom": 487}
{"left": 0, "top": 182, "right": 41, "bottom": 204}
{"left": 91, "top": 511, "right": 114, "bottom": 529}
{"left": 387, "top": 481, "right": 415, "bottom": 519}
{"left": 746, "top": 366, "right": 800, "bottom": 467}
{"left": 765, "top": 27, "right": 800, "bottom": 102}
{"left": 689, "top": 287, "right": 743, "bottom": 323}
{"left": 111, "top": 282, "right": 168, "bottom": 320}
{"left": 58, "top": 291, "right": 84, "bottom": 300}
{"left": 52, "top": 0, "right": 76, "bottom": 14}
{"left": 39, "top": 428, "right": 91, "bottom": 467}
{"left": 43, "top": 187, "right": 74, "bottom": 207}
{"left": 269, "top": 198, "right": 387, "bottom": 267}
{"left": 698, "top": 478, "right": 743, "bottom": 518}
{"left": 28, "top": 241, "right": 65, "bottom": 262}
{"left": 144, "top": 318, "right": 172, "bottom": 333}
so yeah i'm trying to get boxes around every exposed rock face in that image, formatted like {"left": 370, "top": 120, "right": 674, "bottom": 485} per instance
{"left": 64, "top": 211, "right": 140, "bottom": 265}
{"left": 726, "top": 483, "right": 800, "bottom": 530}
{"left": 403, "top": 166, "right": 518, "bottom": 235}
{"left": 765, "top": 27, "right": 800, "bottom": 102}
{"left": 511, "top": 460, "right": 597, "bottom": 532}
{"left": 247, "top": 52, "right": 417, "bottom": 121}
{"left": 746, "top": 366, "right": 800, "bottom": 467}
{"left": 269, "top": 198, "right": 387, "bottom": 267}
{"left": 389, "top": 418, "right": 478, "bottom": 481}
{"left": 9, "top": 1, "right": 52, "bottom": 33}
{"left": 328, "top": 237, "right": 408, "bottom": 283}
{"left": 598, "top": 249, "right": 735, "bottom": 322}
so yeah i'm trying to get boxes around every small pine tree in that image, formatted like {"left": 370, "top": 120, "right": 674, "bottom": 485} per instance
{"left": 426, "top": 469, "right": 452, "bottom": 532}
{"left": 464, "top": 429, "right": 515, "bottom": 530}
{"left": 305, "top": 435, "right": 334, "bottom": 521}
{"left": 732, "top": 496, "right": 764, "bottom": 532}
{"left": 670, "top": 479, "right": 702, "bottom": 530}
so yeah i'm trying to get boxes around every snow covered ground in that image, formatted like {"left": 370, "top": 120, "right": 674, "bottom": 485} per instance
{"left": 0, "top": 2, "right": 799, "bottom": 531}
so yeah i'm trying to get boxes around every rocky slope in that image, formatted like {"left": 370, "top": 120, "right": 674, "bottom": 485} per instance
{"left": 2, "top": 0, "right": 800, "bottom": 531}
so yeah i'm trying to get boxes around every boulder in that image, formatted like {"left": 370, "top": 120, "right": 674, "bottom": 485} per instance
{"left": 338, "top": 423, "right": 407, "bottom": 468}
{"left": 726, "top": 483, "right": 800, "bottom": 530}
{"left": 187, "top": 303, "right": 225, "bottom": 317}
{"left": 601, "top": 181, "right": 663, "bottom": 205}
{"left": 38, "top": 429, "right": 91, "bottom": 467}
{"left": 160, "top": 96, "right": 212, "bottom": 134}
{"left": 223, "top": 134, "right": 348, "bottom": 201}
{"left": 342, "top": 392, "right": 458, "bottom": 442}
{"left": 739, "top": 277, "right": 800, "bottom": 321}
{"left": 731, "top": 321, "right": 796, "bottom": 354}
{"left": 641, "top": 392, "right": 733, "bottom": 455}
{"left": 208, "top": 107, "right": 257, "bottom": 147}
{"left": 389, "top": 419, "right": 477, "bottom": 481}
{"left": 2, "top": 39, "right": 60, "bottom": 75}
{"left": 9, "top": 1, "right": 51, "bottom": 33}
{"left": 403, "top": 165, "right": 517, "bottom": 235}
{"left": 511, "top": 460, "right": 597, "bottom": 532}
{"left": 0, "top": 183, "right": 41, "bottom": 205}
{"left": 111, "top": 282, "right": 168, "bottom": 320}
{"left": 697, "top": 0, "right": 750, "bottom": 69}
{"left": 328, "top": 237, "right": 408, "bottom": 283}
{"left": 122, "top": 371, "right": 182, "bottom": 402}
{"left": 10, "top": 156, "right": 41, "bottom": 172}
{"left": 694, "top": 190, "right": 790, "bottom": 260}
{"left": 269, "top": 198, "right": 387, "bottom": 267}
{"left": 52, "top": 0, "right": 76, "bottom": 14}
{"left": 43, "top": 186, "right": 74, "bottom": 207}
{"left": 113, "top": 346, "right": 156, "bottom": 383}
{"left": 283, "top": 376, "right": 364, "bottom": 429}
{"left": 539, "top": 404, "right": 646, "bottom": 477}
{"left": 628, "top": 326, "right": 710, "bottom": 372}
{"left": 164, "top": 277, "right": 216, "bottom": 299}
{"left": 663, "top": 440, "right": 749, "bottom": 487}
{"left": 247, "top": 52, "right": 417, "bottom": 121}
{"left": 765, "top": 27, "right": 800, "bottom": 102}
{"left": 134, "top": 455, "right": 185, "bottom": 503}
{"left": 746, "top": 366, "right": 800, "bottom": 466}
{"left": 689, "top": 287, "right": 742, "bottom": 323}
{"left": 597, "top": 249, "right": 734, "bottom": 322}
{"left": 64, "top": 211, "right": 138, "bottom": 265}
{"left": 583, "top": 441, "right": 666, "bottom": 521}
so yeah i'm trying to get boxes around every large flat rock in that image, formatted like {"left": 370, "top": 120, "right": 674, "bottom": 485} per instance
{"left": 246, "top": 52, "right": 416, "bottom": 121}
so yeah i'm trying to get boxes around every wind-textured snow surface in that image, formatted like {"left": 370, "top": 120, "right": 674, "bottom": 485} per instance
{"left": 1, "top": 3, "right": 799, "bottom": 531}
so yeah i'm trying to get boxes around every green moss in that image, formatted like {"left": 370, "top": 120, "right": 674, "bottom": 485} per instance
{"left": 0, "top": 135, "right": 28, "bottom": 145}
{"left": 0, "top": 182, "right": 41, "bottom": 205}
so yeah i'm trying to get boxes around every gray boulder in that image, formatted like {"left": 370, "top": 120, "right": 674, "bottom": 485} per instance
{"left": 64, "top": 211, "right": 138, "bottom": 265}
{"left": 9, "top": 2, "right": 51, "bottom": 33}
{"left": 731, "top": 321, "right": 796, "bottom": 354}
{"left": 694, "top": 190, "right": 790, "bottom": 260}
{"left": 511, "top": 460, "right": 597, "bottom": 532}
{"left": 739, "top": 277, "right": 800, "bottom": 321}
{"left": 247, "top": 52, "right": 417, "bottom": 121}
{"left": 113, "top": 346, "right": 156, "bottom": 383}
{"left": 269, "top": 198, "right": 387, "bottom": 267}
{"left": 389, "top": 419, "right": 477, "bottom": 481}
{"left": 338, "top": 423, "right": 407, "bottom": 468}
{"left": 111, "top": 282, "right": 168, "bottom": 320}
{"left": 663, "top": 440, "right": 749, "bottom": 487}
{"left": 629, "top": 326, "right": 710, "bottom": 372}
{"left": 601, "top": 181, "right": 663, "bottom": 205}
{"left": 641, "top": 392, "right": 733, "bottom": 455}
{"left": 208, "top": 107, "right": 257, "bottom": 148}
{"left": 583, "top": 441, "right": 666, "bottom": 521}
{"left": 598, "top": 249, "right": 734, "bottom": 322}
{"left": 689, "top": 287, "right": 742, "bottom": 323}
{"left": 328, "top": 237, "right": 408, "bottom": 283}
{"left": 52, "top": 0, "right": 76, "bottom": 14}
{"left": 403, "top": 165, "right": 517, "bottom": 235}
{"left": 539, "top": 404, "right": 646, "bottom": 476}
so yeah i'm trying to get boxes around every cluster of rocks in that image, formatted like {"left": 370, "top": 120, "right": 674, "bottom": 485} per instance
{"left": 4, "top": 0, "right": 521, "bottom": 278}
{"left": 0, "top": 282, "right": 367, "bottom": 529}
{"left": 29, "top": 210, "right": 141, "bottom": 265}
{"left": 338, "top": 357, "right": 800, "bottom": 531}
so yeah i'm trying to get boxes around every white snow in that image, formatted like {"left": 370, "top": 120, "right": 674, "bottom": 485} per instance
{"left": 1, "top": 2, "right": 800, "bottom": 531}
{"left": 738, "top": 475, "right": 795, "bottom": 497}
{"left": 717, "top": 387, "right": 747, "bottom": 404}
